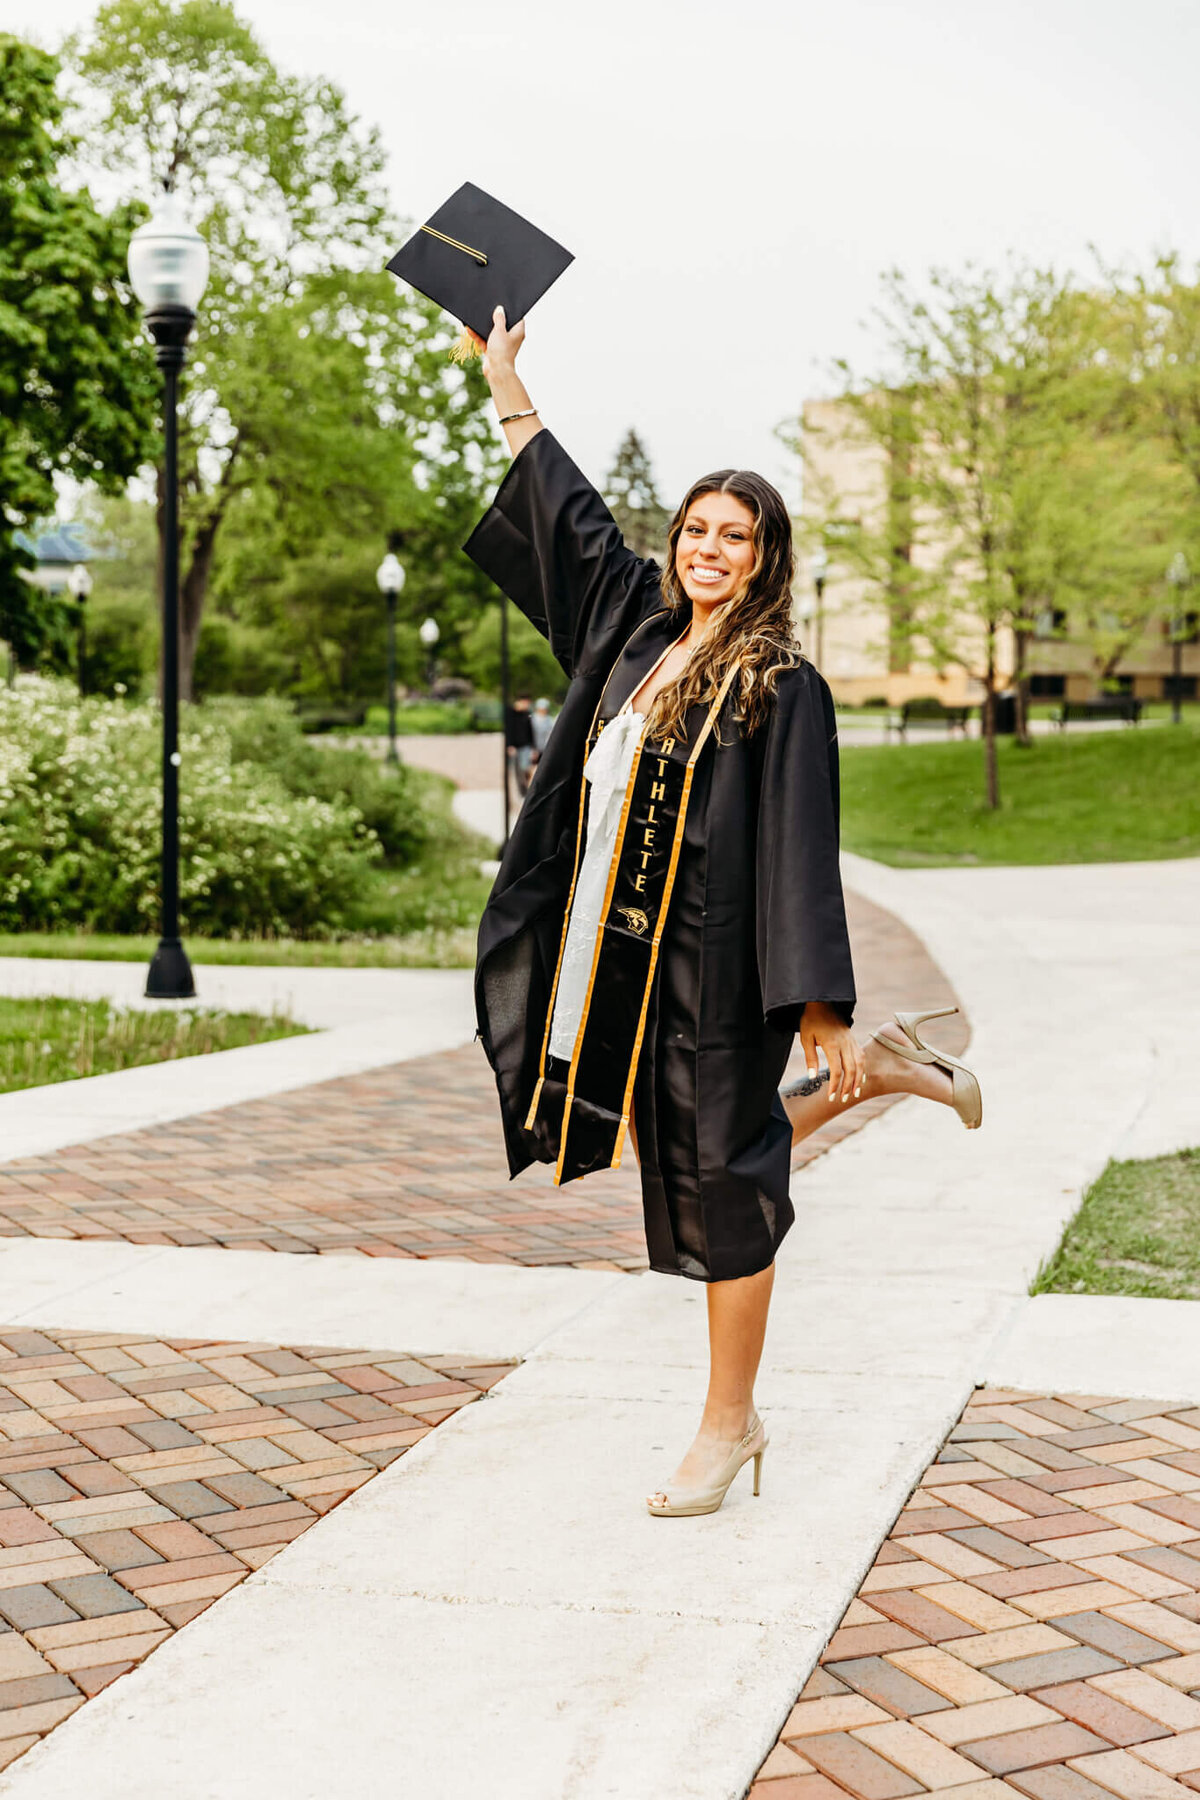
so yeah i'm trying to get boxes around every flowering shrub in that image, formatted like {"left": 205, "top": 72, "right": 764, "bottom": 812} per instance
{"left": 0, "top": 678, "right": 383, "bottom": 937}
{"left": 206, "top": 697, "right": 430, "bottom": 865}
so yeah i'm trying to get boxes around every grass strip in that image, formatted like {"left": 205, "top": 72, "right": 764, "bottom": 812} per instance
{"left": 0, "top": 996, "right": 308, "bottom": 1097}
{"left": 1033, "top": 1147, "right": 1200, "bottom": 1299}
{"left": 839, "top": 719, "right": 1200, "bottom": 865}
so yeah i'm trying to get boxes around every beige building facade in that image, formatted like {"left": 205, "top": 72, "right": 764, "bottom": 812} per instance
{"left": 795, "top": 397, "right": 1200, "bottom": 708}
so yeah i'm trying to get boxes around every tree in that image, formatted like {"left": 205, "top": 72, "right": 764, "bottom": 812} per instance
{"left": 459, "top": 605, "right": 568, "bottom": 703}
{"left": 822, "top": 264, "right": 1183, "bottom": 806}
{"left": 0, "top": 35, "right": 156, "bottom": 667}
{"left": 68, "top": 0, "right": 501, "bottom": 699}
{"left": 207, "top": 272, "right": 505, "bottom": 691}
{"left": 604, "top": 428, "right": 670, "bottom": 558}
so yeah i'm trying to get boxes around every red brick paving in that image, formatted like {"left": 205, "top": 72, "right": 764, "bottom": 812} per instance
{"left": 0, "top": 892, "right": 964, "bottom": 1268}
{"left": 750, "top": 1387, "right": 1200, "bottom": 1798}
{"left": 0, "top": 1327, "right": 513, "bottom": 1771}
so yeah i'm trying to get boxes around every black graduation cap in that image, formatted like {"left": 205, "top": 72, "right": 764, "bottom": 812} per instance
{"left": 385, "top": 182, "right": 574, "bottom": 362}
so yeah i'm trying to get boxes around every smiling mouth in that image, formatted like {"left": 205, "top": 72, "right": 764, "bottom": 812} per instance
{"left": 689, "top": 566, "right": 729, "bottom": 585}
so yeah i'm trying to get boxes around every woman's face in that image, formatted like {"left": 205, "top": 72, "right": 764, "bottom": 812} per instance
{"left": 674, "top": 491, "right": 757, "bottom": 607}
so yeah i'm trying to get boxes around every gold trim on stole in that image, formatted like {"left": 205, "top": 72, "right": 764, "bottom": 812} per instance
{"left": 552, "top": 661, "right": 740, "bottom": 1185}
{"left": 522, "top": 611, "right": 672, "bottom": 1134}
{"left": 610, "top": 663, "right": 740, "bottom": 1166}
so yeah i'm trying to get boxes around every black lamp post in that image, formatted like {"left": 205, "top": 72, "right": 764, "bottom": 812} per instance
{"left": 811, "top": 545, "right": 829, "bottom": 670}
{"left": 376, "top": 552, "right": 405, "bottom": 767}
{"left": 67, "top": 563, "right": 92, "bottom": 697}
{"left": 1166, "top": 552, "right": 1191, "bottom": 727}
{"left": 128, "top": 183, "right": 209, "bottom": 1001}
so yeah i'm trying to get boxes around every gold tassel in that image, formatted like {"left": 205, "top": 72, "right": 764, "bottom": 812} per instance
{"left": 449, "top": 327, "right": 484, "bottom": 364}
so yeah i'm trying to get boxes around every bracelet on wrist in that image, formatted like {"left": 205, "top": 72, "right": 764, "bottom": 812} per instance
{"left": 498, "top": 407, "right": 538, "bottom": 426}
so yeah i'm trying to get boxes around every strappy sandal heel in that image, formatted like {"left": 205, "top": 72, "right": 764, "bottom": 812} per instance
{"left": 872, "top": 1006, "right": 983, "bottom": 1130}
{"left": 646, "top": 1416, "right": 768, "bottom": 1518}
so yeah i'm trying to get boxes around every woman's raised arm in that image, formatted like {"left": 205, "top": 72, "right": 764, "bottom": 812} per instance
{"left": 477, "top": 306, "right": 544, "bottom": 456}
{"left": 461, "top": 308, "right": 660, "bottom": 678}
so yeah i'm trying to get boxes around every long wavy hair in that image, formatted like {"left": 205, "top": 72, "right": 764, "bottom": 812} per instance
{"left": 644, "top": 468, "right": 803, "bottom": 744}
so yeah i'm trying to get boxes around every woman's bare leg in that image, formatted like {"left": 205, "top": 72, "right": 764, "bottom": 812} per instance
{"left": 783, "top": 1023, "right": 954, "bottom": 1148}
{"left": 647, "top": 1262, "right": 774, "bottom": 1503}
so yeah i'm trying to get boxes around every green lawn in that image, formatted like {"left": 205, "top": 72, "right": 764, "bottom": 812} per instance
{"left": 1033, "top": 1148, "right": 1200, "bottom": 1299}
{"left": 840, "top": 720, "right": 1200, "bottom": 865}
{"left": 0, "top": 996, "right": 308, "bottom": 1097}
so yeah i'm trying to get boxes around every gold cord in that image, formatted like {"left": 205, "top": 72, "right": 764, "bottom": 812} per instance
{"left": 419, "top": 224, "right": 488, "bottom": 265}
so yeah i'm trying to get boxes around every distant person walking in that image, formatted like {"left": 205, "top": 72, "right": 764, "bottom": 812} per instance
{"left": 530, "top": 696, "right": 556, "bottom": 762}
{"left": 466, "top": 305, "right": 982, "bottom": 1520}
{"left": 504, "top": 693, "right": 534, "bottom": 803}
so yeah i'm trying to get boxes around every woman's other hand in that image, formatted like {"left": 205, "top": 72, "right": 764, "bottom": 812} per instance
{"left": 799, "top": 1001, "right": 865, "bottom": 1105}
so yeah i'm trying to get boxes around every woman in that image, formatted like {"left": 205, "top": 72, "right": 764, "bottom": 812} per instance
{"left": 465, "top": 307, "right": 981, "bottom": 1518}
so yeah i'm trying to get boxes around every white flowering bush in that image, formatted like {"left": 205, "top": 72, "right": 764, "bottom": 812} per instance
{"left": 0, "top": 678, "right": 382, "bottom": 937}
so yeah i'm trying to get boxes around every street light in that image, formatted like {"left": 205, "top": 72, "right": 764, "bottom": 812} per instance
{"left": 128, "top": 182, "right": 209, "bottom": 1002}
{"left": 376, "top": 552, "right": 406, "bottom": 766}
{"left": 419, "top": 616, "right": 440, "bottom": 693}
{"left": 1166, "top": 552, "right": 1191, "bottom": 727}
{"left": 811, "top": 545, "right": 829, "bottom": 670}
{"left": 67, "top": 563, "right": 92, "bottom": 697}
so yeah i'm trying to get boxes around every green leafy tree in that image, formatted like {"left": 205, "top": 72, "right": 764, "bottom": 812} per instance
{"left": 0, "top": 35, "right": 156, "bottom": 667}
{"left": 68, "top": 0, "right": 501, "bottom": 700}
{"left": 459, "top": 606, "right": 568, "bottom": 702}
{"left": 207, "top": 273, "right": 505, "bottom": 695}
{"left": 604, "top": 428, "right": 670, "bottom": 558}
{"left": 821, "top": 264, "right": 1183, "bottom": 806}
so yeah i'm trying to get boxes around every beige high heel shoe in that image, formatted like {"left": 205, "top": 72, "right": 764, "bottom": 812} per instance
{"left": 873, "top": 1006, "right": 982, "bottom": 1129}
{"left": 646, "top": 1416, "right": 768, "bottom": 1518}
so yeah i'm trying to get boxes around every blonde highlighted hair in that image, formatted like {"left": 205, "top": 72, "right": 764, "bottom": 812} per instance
{"left": 643, "top": 468, "right": 803, "bottom": 744}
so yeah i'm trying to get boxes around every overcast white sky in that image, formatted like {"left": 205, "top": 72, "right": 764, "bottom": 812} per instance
{"left": 7, "top": 0, "right": 1200, "bottom": 505}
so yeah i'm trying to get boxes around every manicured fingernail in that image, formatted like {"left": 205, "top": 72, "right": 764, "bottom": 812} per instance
{"left": 855, "top": 1085, "right": 862, "bottom": 1097}
{"left": 807, "top": 1068, "right": 816, "bottom": 1080}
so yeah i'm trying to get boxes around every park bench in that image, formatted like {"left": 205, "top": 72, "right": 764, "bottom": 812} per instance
{"left": 1055, "top": 697, "right": 1142, "bottom": 727}
{"left": 893, "top": 698, "right": 971, "bottom": 739}
{"left": 296, "top": 704, "right": 367, "bottom": 733}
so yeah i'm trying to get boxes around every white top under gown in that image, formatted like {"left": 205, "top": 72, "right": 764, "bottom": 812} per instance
{"left": 548, "top": 708, "right": 646, "bottom": 1063}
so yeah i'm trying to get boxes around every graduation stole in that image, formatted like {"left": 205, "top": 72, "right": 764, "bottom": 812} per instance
{"left": 525, "top": 660, "right": 739, "bottom": 1187}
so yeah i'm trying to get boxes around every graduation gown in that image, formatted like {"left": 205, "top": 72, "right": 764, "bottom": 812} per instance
{"left": 464, "top": 431, "right": 856, "bottom": 1282}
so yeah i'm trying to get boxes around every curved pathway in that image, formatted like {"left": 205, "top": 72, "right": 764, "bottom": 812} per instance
{"left": 0, "top": 891, "right": 962, "bottom": 1265}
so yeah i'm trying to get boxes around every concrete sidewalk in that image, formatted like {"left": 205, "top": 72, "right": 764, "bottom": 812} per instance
{"left": 0, "top": 856, "right": 1196, "bottom": 1798}
{"left": 0, "top": 958, "right": 474, "bottom": 1032}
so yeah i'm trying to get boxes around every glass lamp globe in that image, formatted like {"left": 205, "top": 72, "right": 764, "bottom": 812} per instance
{"left": 811, "top": 546, "right": 829, "bottom": 582}
{"left": 127, "top": 188, "right": 210, "bottom": 314}
{"left": 67, "top": 563, "right": 93, "bottom": 601}
{"left": 419, "top": 617, "right": 440, "bottom": 647}
{"left": 376, "top": 554, "right": 406, "bottom": 595}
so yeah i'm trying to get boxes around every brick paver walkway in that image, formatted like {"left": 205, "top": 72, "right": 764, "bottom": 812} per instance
{"left": 0, "top": 892, "right": 963, "bottom": 1268}
{"left": 750, "top": 1386, "right": 1200, "bottom": 1798}
{"left": 0, "top": 1327, "right": 512, "bottom": 1771}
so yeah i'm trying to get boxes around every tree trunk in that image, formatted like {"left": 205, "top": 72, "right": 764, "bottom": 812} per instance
{"left": 983, "top": 624, "right": 1001, "bottom": 811}
{"left": 179, "top": 516, "right": 221, "bottom": 702}
{"left": 1013, "top": 625, "right": 1032, "bottom": 747}
{"left": 155, "top": 440, "right": 241, "bottom": 703}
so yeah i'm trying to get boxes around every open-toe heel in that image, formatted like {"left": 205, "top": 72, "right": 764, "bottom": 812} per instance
{"left": 646, "top": 1417, "right": 768, "bottom": 1518}
{"left": 872, "top": 1006, "right": 982, "bottom": 1130}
